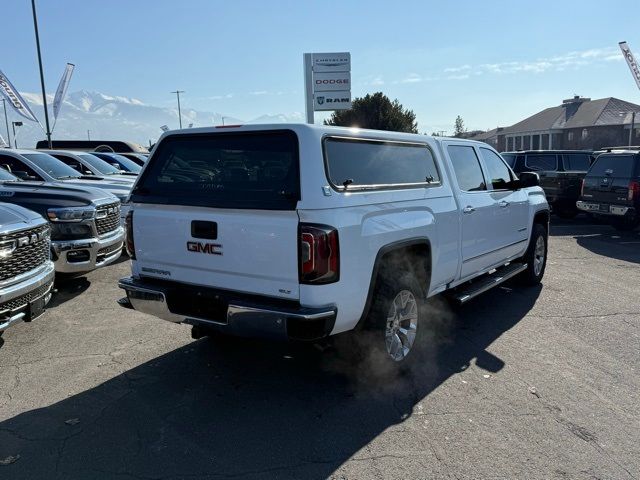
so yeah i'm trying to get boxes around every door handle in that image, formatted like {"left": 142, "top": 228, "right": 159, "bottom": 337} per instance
{"left": 462, "top": 206, "right": 476, "bottom": 214}
{"left": 499, "top": 201, "right": 510, "bottom": 208}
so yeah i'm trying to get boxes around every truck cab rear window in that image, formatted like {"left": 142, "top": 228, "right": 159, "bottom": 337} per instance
{"left": 323, "top": 137, "right": 440, "bottom": 190}
{"left": 131, "top": 130, "right": 300, "bottom": 210}
{"left": 589, "top": 155, "right": 636, "bottom": 177}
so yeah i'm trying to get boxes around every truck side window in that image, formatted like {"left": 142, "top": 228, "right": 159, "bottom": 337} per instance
{"left": 324, "top": 138, "right": 440, "bottom": 189}
{"left": 447, "top": 145, "right": 486, "bottom": 192}
{"left": 480, "top": 148, "right": 514, "bottom": 190}
{"left": 525, "top": 154, "right": 557, "bottom": 171}
{"left": 563, "top": 154, "right": 590, "bottom": 171}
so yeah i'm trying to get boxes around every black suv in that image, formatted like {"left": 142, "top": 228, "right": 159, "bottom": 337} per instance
{"left": 577, "top": 150, "right": 640, "bottom": 231}
{"left": 501, "top": 150, "right": 592, "bottom": 218}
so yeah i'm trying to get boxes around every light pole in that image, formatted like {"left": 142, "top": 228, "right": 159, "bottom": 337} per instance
{"left": 222, "top": 116, "right": 226, "bottom": 126}
{"left": 12, "top": 122, "right": 23, "bottom": 148}
{"left": 171, "top": 90, "right": 184, "bottom": 129}
{"left": 31, "top": 0, "right": 52, "bottom": 149}
{"left": 629, "top": 111, "right": 636, "bottom": 146}
{"left": 87, "top": 129, "right": 91, "bottom": 140}
{"left": 1, "top": 99, "right": 10, "bottom": 146}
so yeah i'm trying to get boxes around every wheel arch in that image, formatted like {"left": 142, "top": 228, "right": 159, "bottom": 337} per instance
{"left": 533, "top": 209, "right": 550, "bottom": 231}
{"left": 356, "top": 238, "right": 432, "bottom": 327}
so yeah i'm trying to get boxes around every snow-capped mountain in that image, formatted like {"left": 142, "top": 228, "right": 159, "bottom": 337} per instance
{"left": 3, "top": 90, "right": 302, "bottom": 149}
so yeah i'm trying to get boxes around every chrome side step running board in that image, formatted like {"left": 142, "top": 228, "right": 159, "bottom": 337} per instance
{"left": 453, "top": 263, "right": 527, "bottom": 304}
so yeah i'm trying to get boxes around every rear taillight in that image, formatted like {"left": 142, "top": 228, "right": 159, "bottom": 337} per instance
{"left": 125, "top": 211, "right": 135, "bottom": 259}
{"left": 299, "top": 224, "right": 339, "bottom": 284}
{"left": 628, "top": 181, "right": 640, "bottom": 201}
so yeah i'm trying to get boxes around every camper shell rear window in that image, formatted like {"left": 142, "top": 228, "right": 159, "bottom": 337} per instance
{"left": 131, "top": 130, "right": 300, "bottom": 210}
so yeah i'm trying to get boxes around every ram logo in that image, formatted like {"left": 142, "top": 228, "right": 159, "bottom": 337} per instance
{"left": 0, "top": 240, "right": 16, "bottom": 259}
{"left": 187, "top": 241, "right": 222, "bottom": 255}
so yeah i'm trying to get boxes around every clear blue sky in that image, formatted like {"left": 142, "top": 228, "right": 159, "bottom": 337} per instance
{"left": 3, "top": 0, "right": 640, "bottom": 134}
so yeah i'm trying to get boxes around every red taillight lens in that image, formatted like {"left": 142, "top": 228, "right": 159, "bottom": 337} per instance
{"left": 125, "top": 211, "right": 135, "bottom": 259}
{"left": 628, "top": 181, "right": 640, "bottom": 201}
{"left": 299, "top": 224, "right": 339, "bottom": 284}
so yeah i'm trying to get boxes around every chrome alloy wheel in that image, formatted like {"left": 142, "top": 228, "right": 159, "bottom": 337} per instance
{"left": 533, "top": 235, "right": 546, "bottom": 276}
{"left": 385, "top": 290, "right": 418, "bottom": 362}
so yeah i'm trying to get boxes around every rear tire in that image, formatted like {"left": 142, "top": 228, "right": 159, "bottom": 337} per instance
{"left": 361, "top": 271, "right": 426, "bottom": 371}
{"left": 517, "top": 223, "right": 547, "bottom": 286}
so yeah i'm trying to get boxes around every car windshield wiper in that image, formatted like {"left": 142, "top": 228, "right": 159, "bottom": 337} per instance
{"left": 56, "top": 175, "right": 81, "bottom": 179}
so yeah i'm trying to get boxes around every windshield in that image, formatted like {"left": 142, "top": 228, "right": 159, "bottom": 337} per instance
{"left": 97, "top": 153, "right": 141, "bottom": 173}
{"left": 0, "top": 168, "right": 20, "bottom": 181}
{"left": 78, "top": 153, "right": 122, "bottom": 175}
{"left": 22, "top": 153, "right": 82, "bottom": 179}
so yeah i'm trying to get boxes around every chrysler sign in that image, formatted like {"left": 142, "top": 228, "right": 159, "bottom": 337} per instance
{"left": 312, "top": 53, "right": 351, "bottom": 73}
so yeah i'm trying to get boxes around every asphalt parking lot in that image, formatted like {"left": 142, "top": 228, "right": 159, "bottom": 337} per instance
{"left": 1, "top": 218, "right": 638, "bottom": 480}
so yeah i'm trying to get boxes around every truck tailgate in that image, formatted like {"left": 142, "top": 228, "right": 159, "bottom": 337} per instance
{"left": 133, "top": 204, "right": 300, "bottom": 300}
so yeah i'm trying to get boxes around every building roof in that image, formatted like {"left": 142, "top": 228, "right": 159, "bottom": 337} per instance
{"left": 469, "top": 128, "right": 500, "bottom": 141}
{"left": 501, "top": 97, "right": 640, "bottom": 135}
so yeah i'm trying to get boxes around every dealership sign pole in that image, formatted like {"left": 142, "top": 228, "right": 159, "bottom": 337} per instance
{"left": 619, "top": 41, "right": 640, "bottom": 145}
{"left": 619, "top": 41, "right": 640, "bottom": 90}
{"left": 304, "top": 52, "right": 351, "bottom": 124}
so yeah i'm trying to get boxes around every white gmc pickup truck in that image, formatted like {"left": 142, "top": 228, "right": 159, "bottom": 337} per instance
{"left": 119, "top": 124, "right": 549, "bottom": 366}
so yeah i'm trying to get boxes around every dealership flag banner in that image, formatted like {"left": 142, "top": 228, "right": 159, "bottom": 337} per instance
{"left": 0, "top": 69, "right": 39, "bottom": 123}
{"left": 619, "top": 42, "right": 640, "bottom": 90}
{"left": 53, "top": 63, "right": 75, "bottom": 120}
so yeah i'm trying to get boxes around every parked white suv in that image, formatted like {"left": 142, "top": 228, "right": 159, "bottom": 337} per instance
{"left": 119, "top": 125, "right": 549, "bottom": 365}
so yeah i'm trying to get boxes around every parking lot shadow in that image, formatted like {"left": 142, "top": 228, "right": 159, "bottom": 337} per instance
{"left": 49, "top": 277, "right": 91, "bottom": 308}
{"left": 574, "top": 231, "right": 640, "bottom": 264}
{"left": 0, "top": 285, "right": 541, "bottom": 479}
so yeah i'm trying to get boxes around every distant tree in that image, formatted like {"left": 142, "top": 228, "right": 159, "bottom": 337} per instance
{"left": 324, "top": 92, "right": 418, "bottom": 133}
{"left": 454, "top": 115, "right": 466, "bottom": 137}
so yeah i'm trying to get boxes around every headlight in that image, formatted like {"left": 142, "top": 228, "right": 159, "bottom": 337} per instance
{"left": 47, "top": 207, "right": 96, "bottom": 223}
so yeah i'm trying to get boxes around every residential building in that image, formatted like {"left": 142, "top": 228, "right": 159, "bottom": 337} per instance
{"left": 495, "top": 96, "right": 640, "bottom": 151}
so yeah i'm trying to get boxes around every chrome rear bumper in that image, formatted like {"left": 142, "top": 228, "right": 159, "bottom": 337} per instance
{"left": 118, "top": 276, "right": 336, "bottom": 341}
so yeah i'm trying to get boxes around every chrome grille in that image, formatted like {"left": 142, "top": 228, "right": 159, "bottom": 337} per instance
{"left": 0, "top": 281, "right": 53, "bottom": 313}
{"left": 95, "top": 202, "right": 120, "bottom": 236}
{"left": 0, "top": 225, "right": 50, "bottom": 282}
{"left": 97, "top": 242, "right": 123, "bottom": 260}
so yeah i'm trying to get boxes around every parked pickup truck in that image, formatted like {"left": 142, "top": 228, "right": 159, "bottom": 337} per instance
{"left": 119, "top": 125, "right": 549, "bottom": 367}
{"left": 0, "top": 167, "right": 124, "bottom": 274}
{"left": 501, "top": 150, "right": 592, "bottom": 218}
{"left": 0, "top": 203, "right": 55, "bottom": 336}
{"left": 577, "top": 149, "right": 640, "bottom": 231}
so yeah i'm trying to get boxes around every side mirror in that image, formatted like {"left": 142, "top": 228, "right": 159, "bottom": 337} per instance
{"left": 518, "top": 171, "right": 540, "bottom": 188}
{"left": 110, "top": 163, "right": 121, "bottom": 170}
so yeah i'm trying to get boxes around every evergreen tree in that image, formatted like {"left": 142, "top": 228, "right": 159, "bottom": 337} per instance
{"left": 454, "top": 115, "right": 466, "bottom": 137}
{"left": 325, "top": 92, "right": 418, "bottom": 133}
